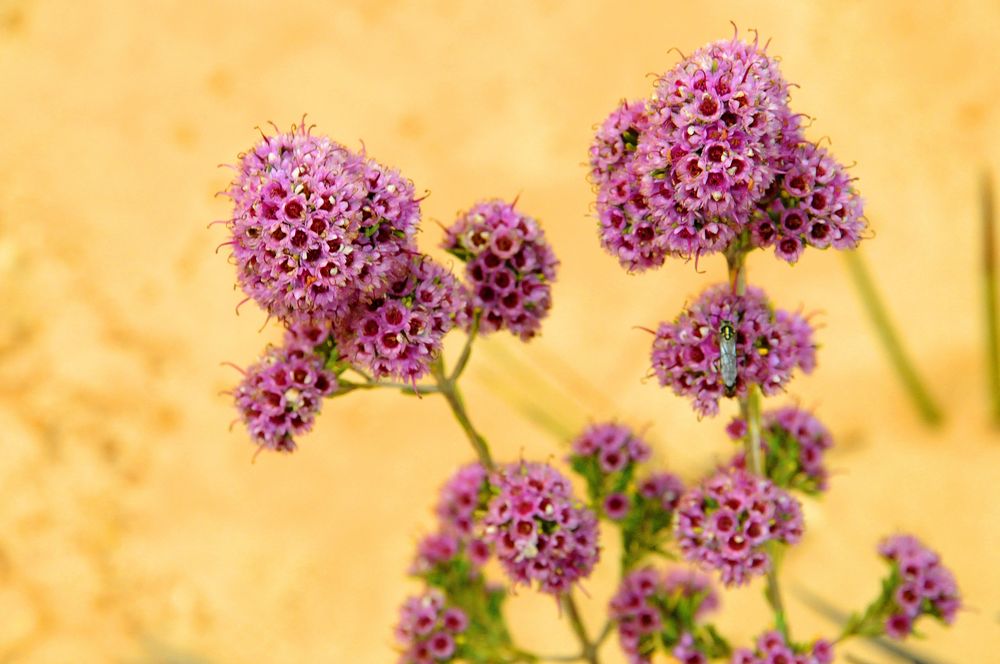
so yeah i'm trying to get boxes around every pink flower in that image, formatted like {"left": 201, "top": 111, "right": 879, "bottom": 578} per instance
{"left": 751, "top": 142, "right": 865, "bottom": 263}
{"left": 731, "top": 631, "right": 834, "bottom": 664}
{"left": 394, "top": 590, "right": 467, "bottom": 663}
{"left": 233, "top": 320, "right": 338, "bottom": 452}
{"left": 225, "top": 121, "right": 419, "bottom": 318}
{"left": 443, "top": 199, "right": 558, "bottom": 340}
{"left": 676, "top": 468, "right": 803, "bottom": 586}
{"left": 483, "top": 462, "right": 599, "bottom": 595}
{"left": 650, "top": 285, "right": 816, "bottom": 416}
{"left": 339, "top": 255, "right": 467, "bottom": 382}
{"left": 877, "top": 534, "right": 961, "bottom": 637}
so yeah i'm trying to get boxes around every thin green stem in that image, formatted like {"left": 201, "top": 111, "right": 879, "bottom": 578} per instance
{"left": 982, "top": 171, "right": 1000, "bottom": 424}
{"left": 844, "top": 250, "right": 943, "bottom": 426}
{"left": 432, "top": 360, "right": 495, "bottom": 470}
{"left": 562, "top": 593, "right": 600, "bottom": 664}
{"left": 450, "top": 314, "right": 480, "bottom": 382}
{"left": 336, "top": 379, "right": 439, "bottom": 396}
{"left": 728, "top": 248, "right": 791, "bottom": 641}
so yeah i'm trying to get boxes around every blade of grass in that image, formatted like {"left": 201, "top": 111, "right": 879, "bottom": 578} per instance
{"left": 982, "top": 170, "right": 1000, "bottom": 424}
{"left": 844, "top": 250, "right": 943, "bottom": 426}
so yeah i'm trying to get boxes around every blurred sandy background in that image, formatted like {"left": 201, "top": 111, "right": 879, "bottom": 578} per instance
{"left": 0, "top": 0, "right": 997, "bottom": 662}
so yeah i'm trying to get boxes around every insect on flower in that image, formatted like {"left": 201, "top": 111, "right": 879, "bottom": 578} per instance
{"left": 719, "top": 319, "right": 738, "bottom": 395}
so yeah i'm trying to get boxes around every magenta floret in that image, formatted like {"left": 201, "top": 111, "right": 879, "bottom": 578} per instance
{"left": 482, "top": 462, "right": 599, "bottom": 595}
{"left": 878, "top": 534, "right": 961, "bottom": 638}
{"left": 393, "top": 590, "right": 467, "bottom": 663}
{"left": 650, "top": 285, "right": 816, "bottom": 416}
{"left": 443, "top": 199, "right": 558, "bottom": 340}
{"left": 751, "top": 142, "right": 865, "bottom": 263}
{"left": 675, "top": 468, "right": 803, "bottom": 586}
{"left": 635, "top": 37, "right": 795, "bottom": 257}
{"left": 339, "top": 255, "right": 467, "bottom": 382}
{"left": 233, "top": 323, "right": 337, "bottom": 453}
{"left": 731, "top": 631, "right": 834, "bottom": 664}
{"left": 226, "top": 122, "right": 419, "bottom": 318}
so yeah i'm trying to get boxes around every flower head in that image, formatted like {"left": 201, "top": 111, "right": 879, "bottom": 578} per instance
{"left": 609, "top": 566, "right": 721, "bottom": 664}
{"left": 676, "top": 468, "right": 803, "bottom": 586}
{"left": 569, "top": 422, "right": 652, "bottom": 513}
{"left": 650, "top": 284, "right": 816, "bottom": 416}
{"left": 482, "top": 462, "right": 599, "bottom": 595}
{"left": 443, "top": 199, "right": 558, "bottom": 340}
{"left": 877, "top": 534, "right": 961, "bottom": 638}
{"left": 226, "top": 122, "right": 419, "bottom": 318}
{"left": 731, "top": 631, "right": 834, "bottom": 664}
{"left": 751, "top": 141, "right": 865, "bottom": 263}
{"left": 393, "top": 590, "right": 467, "bottom": 663}
{"left": 728, "top": 406, "right": 834, "bottom": 494}
{"left": 233, "top": 322, "right": 338, "bottom": 452}
{"left": 436, "top": 463, "right": 489, "bottom": 538}
{"left": 634, "top": 37, "right": 796, "bottom": 258}
{"left": 590, "top": 100, "right": 672, "bottom": 271}
{"left": 339, "top": 255, "right": 467, "bottom": 382}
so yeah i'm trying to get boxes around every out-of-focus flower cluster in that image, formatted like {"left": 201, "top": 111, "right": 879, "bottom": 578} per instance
{"left": 727, "top": 406, "right": 834, "bottom": 494}
{"left": 609, "top": 566, "right": 726, "bottom": 664}
{"left": 568, "top": 422, "right": 651, "bottom": 517}
{"left": 443, "top": 199, "right": 558, "bottom": 340}
{"left": 676, "top": 468, "right": 803, "bottom": 586}
{"left": 877, "top": 535, "right": 961, "bottom": 639}
{"left": 483, "top": 462, "right": 599, "bottom": 595}
{"left": 393, "top": 590, "right": 468, "bottom": 663}
{"left": 589, "top": 36, "right": 865, "bottom": 270}
{"left": 731, "top": 631, "right": 834, "bottom": 664}
{"left": 650, "top": 285, "right": 816, "bottom": 416}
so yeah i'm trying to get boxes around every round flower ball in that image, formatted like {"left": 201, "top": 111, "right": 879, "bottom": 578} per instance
{"left": 751, "top": 141, "right": 865, "bottom": 263}
{"left": 226, "top": 121, "right": 419, "bottom": 318}
{"left": 731, "top": 631, "right": 834, "bottom": 664}
{"left": 635, "top": 37, "right": 797, "bottom": 257}
{"left": 590, "top": 99, "right": 671, "bottom": 271}
{"left": 570, "top": 422, "right": 652, "bottom": 474}
{"left": 482, "top": 461, "right": 599, "bottom": 595}
{"left": 442, "top": 199, "right": 558, "bottom": 340}
{"left": 675, "top": 468, "right": 803, "bottom": 586}
{"left": 609, "top": 566, "right": 720, "bottom": 664}
{"left": 878, "top": 534, "right": 961, "bottom": 638}
{"left": 727, "top": 406, "right": 834, "bottom": 494}
{"left": 650, "top": 284, "right": 816, "bottom": 417}
{"left": 393, "top": 590, "right": 468, "bottom": 663}
{"left": 339, "top": 255, "right": 467, "bottom": 382}
{"left": 233, "top": 324, "right": 338, "bottom": 453}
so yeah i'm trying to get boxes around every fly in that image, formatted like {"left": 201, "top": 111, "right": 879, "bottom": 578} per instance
{"left": 719, "top": 320, "right": 738, "bottom": 395}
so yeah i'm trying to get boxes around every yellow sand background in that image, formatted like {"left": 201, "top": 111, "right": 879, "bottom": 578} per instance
{"left": 0, "top": 1, "right": 997, "bottom": 662}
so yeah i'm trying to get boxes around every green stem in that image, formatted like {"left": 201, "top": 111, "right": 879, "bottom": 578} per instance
{"left": 431, "top": 359, "right": 495, "bottom": 471}
{"left": 844, "top": 250, "right": 943, "bottom": 426}
{"left": 728, "top": 248, "right": 791, "bottom": 641}
{"left": 450, "top": 313, "right": 480, "bottom": 382}
{"left": 562, "top": 593, "right": 600, "bottom": 664}
{"left": 982, "top": 171, "right": 1000, "bottom": 424}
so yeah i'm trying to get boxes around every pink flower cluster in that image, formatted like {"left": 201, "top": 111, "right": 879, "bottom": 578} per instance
{"left": 483, "top": 462, "right": 599, "bottom": 595}
{"left": 570, "top": 422, "right": 652, "bottom": 471}
{"left": 233, "top": 322, "right": 338, "bottom": 452}
{"left": 751, "top": 143, "right": 864, "bottom": 263}
{"left": 676, "top": 468, "right": 803, "bottom": 586}
{"left": 878, "top": 535, "right": 961, "bottom": 638}
{"left": 226, "top": 122, "right": 419, "bottom": 318}
{"left": 731, "top": 631, "right": 834, "bottom": 664}
{"left": 589, "top": 37, "right": 866, "bottom": 266}
{"left": 638, "top": 472, "right": 686, "bottom": 513}
{"left": 589, "top": 100, "right": 668, "bottom": 271}
{"left": 393, "top": 590, "right": 468, "bottom": 663}
{"left": 728, "top": 406, "right": 834, "bottom": 493}
{"left": 338, "top": 256, "right": 467, "bottom": 382}
{"left": 443, "top": 199, "right": 558, "bottom": 340}
{"left": 609, "top": 566, "right": 720, "bottom": 664}
{"left": 650, "top": 285, "right": 816, "bottom": 416}
{"left": 435, "top": 463, "right": 488, "bottom": 537}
